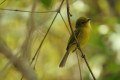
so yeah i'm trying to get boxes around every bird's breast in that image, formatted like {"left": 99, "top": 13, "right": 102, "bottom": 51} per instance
{"left": 78, "top": 25, "right": 91, "bottom": 47}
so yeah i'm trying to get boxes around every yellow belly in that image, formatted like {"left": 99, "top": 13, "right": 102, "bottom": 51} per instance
{"left": 69, "top": 23, "right": 91, "bottom": 51}
{"left": 78, "top": 27, "right": 90, "bottom": 47}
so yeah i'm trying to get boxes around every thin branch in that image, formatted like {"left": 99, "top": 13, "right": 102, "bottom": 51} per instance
{"left": 59, "top": 13, "right": 71, "bottom": 34}
{"left": 66, "top": 0, "right": 96, "bottom": 80}
{"left": 76, "top": 51, "right": 83, "bottom": 80}
{"left": 0, "top": 39, "right": 37, "bottom": 80}
{"left": 0, "top": 0, "right": 6, "bottom": 5}
{"left": 20, "top": 0, "right": 38, "bottom": 80}
{"left": 31, "top": 0, "right": 65, "bottom": 69}
{"left": 0, "top": 8, "right": 57, "bottom": 13}
{"left": 32, "top": 12, "right": 58, "bottom": 69}
{"left": 33, "top": 50, "right": 39, "bottom": 70}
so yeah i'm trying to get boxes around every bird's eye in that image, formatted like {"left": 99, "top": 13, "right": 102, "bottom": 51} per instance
{"left": 81, "top": 21, "right": 85, "bottom": 23}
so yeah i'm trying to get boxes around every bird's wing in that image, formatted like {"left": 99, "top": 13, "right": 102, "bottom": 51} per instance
{"left": 67, "top": 29, "right": 80, "bottom": 50}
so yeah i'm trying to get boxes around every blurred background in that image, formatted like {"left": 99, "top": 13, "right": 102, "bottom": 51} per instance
{"left": 0, "top": 0, "right": 120, "bottom": 80}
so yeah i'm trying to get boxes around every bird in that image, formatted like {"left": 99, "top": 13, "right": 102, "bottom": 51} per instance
{"left": 59, "top": 17, "right": 91, "bottom": 67}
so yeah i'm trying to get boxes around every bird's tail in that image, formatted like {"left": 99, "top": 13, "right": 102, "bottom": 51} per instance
{"left": 59, "top": 50, "right": 70, "bottom": 67}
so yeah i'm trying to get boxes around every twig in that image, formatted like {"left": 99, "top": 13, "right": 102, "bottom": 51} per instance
{"left": 76, "top": 51, "right": 83, "bottom": 80}
{"left": 0, "top": 0, "right": 6, "bottom": 5}
{"left": 59, "top": 11, "right": 82, "bottom": 79}
{"left": 66, "top": 0, "right": 96, "bottom": 80}
{"left": 0, "top": 8, "right": 57, "bottom": 13}
{"left": 32, "top": 12, "right": 58, "bottom": 69}
{"left": 59, "top": 13, "right": 71, "bottom": 34}
{"left": 31, "top": 0, "right": 65, "bottom": 70}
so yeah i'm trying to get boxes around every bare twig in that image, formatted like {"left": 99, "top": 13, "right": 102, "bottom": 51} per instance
{"left": 31, "top": 0, "right": 65, "bottom": 69}
{"left": 32, "top": 12, "right": 58, "bottom": 68}
{"left": 0, "top": 39, "right": 37, "bottom": 80}
{"left": 66, "top": 0, "right": 96, "bottom": 80}
{"left": 59, "top": 13, "right": 71, "bottom": 34}
{"left": 0, "top": 0, "right": 6, "bottom": 5}
{"left": 76, "top": 51, "right": 83, "bottom": 80}
{"left": 0, "top": 8, "right": 57, "bottom": 13}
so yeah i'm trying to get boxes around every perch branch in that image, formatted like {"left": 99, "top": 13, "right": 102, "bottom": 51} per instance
{"left": 76, "top": 51, "right": 83, "bottom": 80}
{"left": 66, "top": 0, "right": 96, "bottom": 80}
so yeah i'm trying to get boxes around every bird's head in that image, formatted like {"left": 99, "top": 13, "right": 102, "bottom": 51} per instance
{"left": 76, "top": 17, "right": 91, "bottom": 28}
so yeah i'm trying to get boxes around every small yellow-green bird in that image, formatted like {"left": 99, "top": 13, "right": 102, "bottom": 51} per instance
{"left": 59, "top": 17, "right": 91, "bottom": 67}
